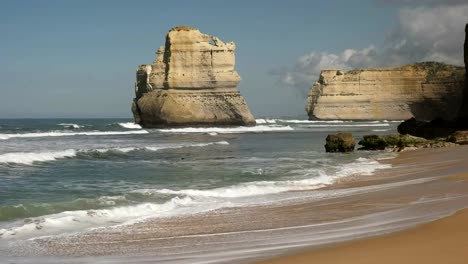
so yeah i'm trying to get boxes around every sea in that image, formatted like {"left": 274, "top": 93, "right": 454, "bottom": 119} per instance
{"left": 0, "top": 117, "right": 401, "bottom": 255}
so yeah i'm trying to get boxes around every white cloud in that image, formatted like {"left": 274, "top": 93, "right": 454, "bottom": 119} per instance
{"left": 273, "top": 3, "right": 468, "bottom": 94}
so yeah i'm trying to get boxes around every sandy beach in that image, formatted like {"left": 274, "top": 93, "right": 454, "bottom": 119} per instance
{"left": 258, "top": 147, "right": 468, "bottom": 264}
{"left": 258, "top": 208, "right": 468, "bottom": 264}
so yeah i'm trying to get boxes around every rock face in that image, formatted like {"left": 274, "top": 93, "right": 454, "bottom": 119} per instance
{"left": 132, "top": 26, "right": 255, "bottom": 127}
{"left": 448, "top": 131, "right": 468, "bottom": 145}
{"left": 324, "top": 133, "right": 355, "bottom": 152}
{"left": 358, "top": 134, "right": 428, "bottom": 151}
{"left": 307, "top": 62, "right": 465, "bottom": 121}
{"left": 457, "top": 23, "right": 468, "bottom": 121}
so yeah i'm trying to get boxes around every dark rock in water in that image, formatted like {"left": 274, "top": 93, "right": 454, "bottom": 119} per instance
{"left": 397, "top": 118, "right": 458, "bottom": 139}
{"left": 358, "top": 135, "right": 389, "bottom": 150}
{"left": 447, "top": 131, "right": 468, "bottom": 145}
{"left": 359, "top": 134, "right": 428, "bottom": 150}
{"left": 325, "top": 133, "right": 355, "bottom": 152}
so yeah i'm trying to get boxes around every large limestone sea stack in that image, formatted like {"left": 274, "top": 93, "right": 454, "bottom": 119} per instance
{"left": 132, "top": 26, "right": 255, "bottom": 127}
{"left": 306, "top": 62, "right": 465, "bottom": 121}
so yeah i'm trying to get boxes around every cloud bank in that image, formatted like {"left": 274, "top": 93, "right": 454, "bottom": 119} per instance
{"left": 273, "top": 3, "right": 468, "bottom": 94}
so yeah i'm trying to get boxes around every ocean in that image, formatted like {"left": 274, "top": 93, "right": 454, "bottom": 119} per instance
{"left": 0, "top": 118, "right": 401, "bottom": 256}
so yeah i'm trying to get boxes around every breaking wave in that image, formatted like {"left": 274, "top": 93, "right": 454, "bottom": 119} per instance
{"left": 158, "top": 125, "right": 294, "bottom": 134}
{"left": 0, "top": 130, "right": 149, "bottom": 140}
{"left": 117, "top": 122, "right": 142, "bottom": 129}
{"left": 0, "top": 150, "right": 77, "bottom": 165}
{"left": 0, "top": 155, "right": 393, "bottom": 240}
{"left": 133, "top": 157, "right": 391, "bottom": 199}
{"left": 0, "top": 141, "right": 229, "bottom": 165}
{"left": 57, "top": 123, "right": 84, "bottom": 129}
{"left": 0, "top": 196, "right": 197, "bottom": 240}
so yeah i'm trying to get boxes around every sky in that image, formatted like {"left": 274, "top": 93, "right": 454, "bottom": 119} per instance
{"left": 1, "top": 0, "right": 467, "bottom": 118}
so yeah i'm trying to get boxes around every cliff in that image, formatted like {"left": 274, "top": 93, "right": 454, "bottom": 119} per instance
{"left": 306, "top": 62, "right": 465, "bottom": 121}
{"left": 132, "top": 26, "right": 255, "bottom": 127}
{"left": 457, "top": 23, "right": 468, "bottom": 121}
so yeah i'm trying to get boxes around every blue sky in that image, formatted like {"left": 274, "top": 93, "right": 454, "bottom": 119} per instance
{"left": 1, "top": 0, "right": 466, "bottom": 118}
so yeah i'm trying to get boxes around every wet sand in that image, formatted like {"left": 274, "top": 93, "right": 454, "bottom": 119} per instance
{"left": 3, "top": 146, "right": 468, "bottom": 264}
{"left": 258, "top": 146, "right": 468, "bottom": 264}
{"left": 257, "top": 208, "right": 468, "bottom": 264}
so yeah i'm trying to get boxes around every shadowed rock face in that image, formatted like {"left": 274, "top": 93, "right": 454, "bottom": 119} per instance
{"left": 307, "top": 62, "right": 465, "bottom": 121}
{"left": 397, "top": 23, "right": 468, "bottom": 139}
{"left": 457, "top": 23, "right": 468, "bottom": 121}
{"left": 132, "top": 26, "right": 255, "bottom": 127}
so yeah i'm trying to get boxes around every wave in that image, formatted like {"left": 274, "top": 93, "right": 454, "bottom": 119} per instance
{"left": 301, "top": 123, "right": 390, "bottom": 127}
{"left": 256, "top": 119, "right": 349, "bottom": 124}
{"left": 255, "top": 119, "right": 278, "bottom": 124}
{"left": 133, "top": 157, "right": 391, "bottom": 199}
{"left": 0, "top": 155, "right": 393, "bottom": 240}
{"left": 0, "top": 150, "right": 77, "bottom": 165}
{"left": 57, "top": 123, "right": 84, "bottom": 129}
{"left": 0, "top": 130, "right": 149, "bottom": 140}
{"left": 256, "top": 118, "right": 403, "bottom": 124}
{"left": 0, "top": 141, "right": 229, "bottom": 165}
{"left": 0, "top": 196, "right": 196, "bottom": 240}
{"left": 117, "top": 122, "right": 142, "bottom": 129}
{"left": 158, "top": 125, "right": 294, "bottom": 134}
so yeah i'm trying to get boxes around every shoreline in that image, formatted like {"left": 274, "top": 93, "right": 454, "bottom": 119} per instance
{"left": 256, "top": 208, "right": 468, "bottom": 264}
{"left": 256, "top": 146, "right": 468, "bottom": 264}
{"left": 2, "top": 145, "right": 468, "bottom": 263}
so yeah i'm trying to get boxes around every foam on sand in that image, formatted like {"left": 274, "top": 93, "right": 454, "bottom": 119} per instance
{"left": 0, "top": 196, "right": 196, "bottom": 240}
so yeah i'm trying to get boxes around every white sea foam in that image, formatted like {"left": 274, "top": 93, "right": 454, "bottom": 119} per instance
{"left": 302, "top": 123, "right": 390, "bottom": 127}
{"left": 158, "top": 125, "right": 294, "bottom": 134}
{"left": 134, "top": 157, "right": 391, "bottom": 199}
{"left": 57, "top": 123, "right": 84, "bottom": 129}
{"left": 0, "top": 130, "right": 149, "bottom": 140}
{"left": 146, "top": 174, "right": 332, "bottom": 198}
{"left": 118, "top": 122, "right": 142, "bottom": 129}
{"left": 0, "top": 196, "right": 197, "bottom": 240}
{"left": 255, "top": 119, "right": 278, "bottom": 124}
{"left": 372, "top": 129, "right": 391, "bottom": 132}
{"left": 0, "top": 150, "right": 77, "bottom": 165}
{"left": 280, "top": 119, "right": 349, "bottom": 124}
{"left": 0, "top": 155, "right": 395, "bottom": 241}
{"left": 0, "top": 141, "right": 229, "bottom": 165}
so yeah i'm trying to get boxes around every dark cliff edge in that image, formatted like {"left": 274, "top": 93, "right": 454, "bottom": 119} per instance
{"left": 398, "top": 23, "right": 468, "bottom": 138}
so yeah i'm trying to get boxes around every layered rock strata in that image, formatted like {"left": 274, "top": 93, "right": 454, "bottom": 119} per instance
{"left": 132, "top": 26, "right": 255, "bottom": 127}
{"left": 307, "top": 62, "right": 465, "bottom": 121}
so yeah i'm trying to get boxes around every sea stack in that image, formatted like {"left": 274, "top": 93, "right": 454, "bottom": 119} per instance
{"left": 132, "top": 26, "right": 255, "bottom": 127}
{"left": 306, "top": 62, "right": 465, "bottom": 121}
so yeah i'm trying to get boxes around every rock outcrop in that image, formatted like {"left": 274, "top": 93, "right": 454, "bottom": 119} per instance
{"left": 448, "top": 131, "right": 468, "bottom": 145}
{"left": 307, "top": 62, "right": 465, "bottom": 121}
{"left": 457, "top": 23, "right": 468, "bottom": 121}
{"left": 132, "top": 26, "right": 255, "bottom": 127}
{"left": 324, "top": 133, "right": 355, "bottom": 152}
{"left": 397, "top": 23, "right": 468, "bottom": 138}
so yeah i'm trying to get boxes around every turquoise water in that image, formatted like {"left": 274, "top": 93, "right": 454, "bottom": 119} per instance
{"left": 0, "top": 118, "right": 399, "bottom": 241}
